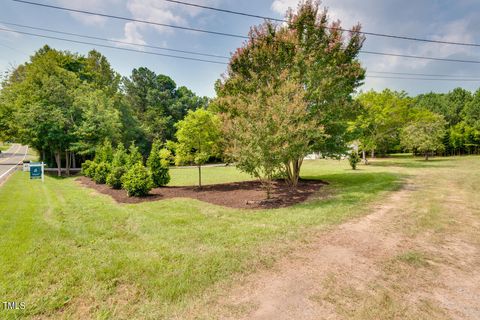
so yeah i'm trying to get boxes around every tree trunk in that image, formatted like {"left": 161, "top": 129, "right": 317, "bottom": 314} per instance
{"left": 65, "top": 150, "right": 71, "bottom": 176}
{"left": 54, "top": 151, "right": 61, "bottom": 177}
{"left": 265, "top": 180, "right": 272, "bottom": 199}
{"left": 285, "top": 157, "right": 303, "bottom": 188}
{"left": 72, "top": 152, "right": 76, "bottom": 169}
{"left": 425, "top": 152, "right": 429, "bottom": 161}
{"left": 362, "top": 150, "right": 369, "bottom": 165}
{"left": 371, "top": 149, "right": 375, "bottom": 158}
{"left": 198, "top": 165, "right": 202, "bottom": 188}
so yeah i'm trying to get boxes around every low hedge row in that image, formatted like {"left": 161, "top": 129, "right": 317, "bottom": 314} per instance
{"left": 82, "top": 141, "right": 171, "bottom": 197}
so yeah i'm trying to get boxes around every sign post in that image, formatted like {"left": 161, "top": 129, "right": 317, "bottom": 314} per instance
{"left": 30, "top": 162, "right": 44, "bottom": 182}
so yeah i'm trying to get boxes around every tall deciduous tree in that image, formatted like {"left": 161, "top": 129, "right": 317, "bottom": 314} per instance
{"left": 216, "top": 0, "right": 365, "bottom": 187}
{"left": 353, "top": 89, "right": 411, "bottom": 157}
{"left": 0, "top": 46, "right": 123, "bottom": 175}
{"left": 401, "top": 111, "right": 447, "bottom": 160}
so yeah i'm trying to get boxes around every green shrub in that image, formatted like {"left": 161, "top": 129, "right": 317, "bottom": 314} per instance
{"left": 86, "top": 161, "right": 98, "bottom": 178}
{"left": 81, "top": 160, "right": 95, "bottom": 177}
{"left": 127, "top": 143, "right": 143, "bottom": 168}
{"left": 94, "top": 139, "right": 114, "bottom": 163}
{"left": 112, "top": 143, "right": 129, "bottom": 168}
{"left": 106, "top": 166, "right": 127, "bottom": 189}
{"left": 121, "top": 163, "right": 153, "bottom": 197}
{"left": 93, "top": 162, "right": 111, "bottom": 184}
{"left": 147, "top": 140, "right": 171, "bottom": 187}
{"left": 348, "top": 151, "right": 361, "bottom": 170}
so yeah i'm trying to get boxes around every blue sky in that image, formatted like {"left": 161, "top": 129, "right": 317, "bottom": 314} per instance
{"left": 1, "top": 0, "right": 480, "bottom": 98}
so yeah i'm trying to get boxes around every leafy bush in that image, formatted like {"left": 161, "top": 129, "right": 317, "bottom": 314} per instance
{"left": 81, "top": 160, "right": 96, "bottom": 178}
{"left": 127, "top": 143, "right": 143, "bottom": 168}
{"left": 147, "top": 140, "right": 171, "bottom": 187}
{"left": 106, "top": 166, "right": 127, "bottom": 189}
{"left": 348, "top": 151, "right": 361, "bottom": 170}
{"left": 112, "top": 143, "right": 129, "bottom": 168}
{"left": 93, "top": 162, "right": 111, "bottom": 184}
{"left": 121, "top": 163, "right": 153, "bottom": 197}
{"left": 94, "top": 139, "right": 114, "bottom": 163}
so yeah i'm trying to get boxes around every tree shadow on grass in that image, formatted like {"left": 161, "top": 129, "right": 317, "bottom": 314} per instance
{"left": 299, "top": 171, "right": 405, "bottom": 208}
{"left": 369, "top": 159, "right": 453, "bottom": 169}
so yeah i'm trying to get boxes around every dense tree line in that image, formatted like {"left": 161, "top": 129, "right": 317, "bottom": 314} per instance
{"left": 1, "top": 1, "right": 478, "bottom": 197}
{"left": 353, "top": 88, "right": 480, "bottom": 159}
{"left": 0, "top": 45, "right": 208, "bottom": 175}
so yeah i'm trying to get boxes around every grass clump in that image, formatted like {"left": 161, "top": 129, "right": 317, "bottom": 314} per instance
{"left": 396, "top": 251, "right": 430, "bottom": 267}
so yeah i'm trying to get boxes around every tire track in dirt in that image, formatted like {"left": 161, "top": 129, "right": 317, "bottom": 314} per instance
{"left": 201, "top": 169, "right": 480, "bottom": 320}
{"left": 209, "top": 186, "right": 414, "bottom": 320}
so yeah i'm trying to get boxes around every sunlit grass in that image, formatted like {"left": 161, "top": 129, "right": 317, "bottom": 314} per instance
{"left": 6, "top": 156, "right": 477, "bottom": 318}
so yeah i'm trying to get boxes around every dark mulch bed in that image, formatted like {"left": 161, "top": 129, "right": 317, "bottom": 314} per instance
{"left": 77, "top": 177, "right": 328, "bottom": 209}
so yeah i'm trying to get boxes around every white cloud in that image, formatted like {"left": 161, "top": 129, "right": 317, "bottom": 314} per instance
{"left": 271, "top": 0, "right": 298, "bottom": 15}
{"left": 114, "top": 22, "right": 147, "bottom": 48}
{"left": 114, "top": 0, "right": 222, "bottom": 46}
{"left": 55, "top": 0, "right": 122, "bottom": 26}
{"left": 126, "top": 0, "right": 188, "bottom": 35}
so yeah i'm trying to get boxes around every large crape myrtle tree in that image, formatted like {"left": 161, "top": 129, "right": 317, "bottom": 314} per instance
{"left": 215, "top": 0, "right": 366, "bottom": 188}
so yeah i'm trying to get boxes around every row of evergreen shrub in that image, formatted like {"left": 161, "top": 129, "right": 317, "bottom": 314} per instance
{"left": 82, "top": 140, "right": 171, "bottom": 197}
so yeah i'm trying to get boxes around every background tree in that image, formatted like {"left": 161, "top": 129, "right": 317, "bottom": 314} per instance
{"left": 354, "top": 89, "right": 411, "bottom": 158}
{"left": 174, "top": 108, "right": 221, "bottom": 188}
{"left": 5, "top": 47, "right": 81, "bottom": 175}
{"left": 401, "top": 111, "right": 447, "bottom": 160}
{"left": 71, "top": 87, "right": 121, "bottom": 158}
{"left": 122, "top": 68, "right": 209, "bottom": 153}
{"left": 0, "top": 46, "right": 124, "bottom": 175}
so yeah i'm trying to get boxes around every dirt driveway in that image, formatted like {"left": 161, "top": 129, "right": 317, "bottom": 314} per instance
{"left": 192, "top": 160, "right": 480, "bottom": 319}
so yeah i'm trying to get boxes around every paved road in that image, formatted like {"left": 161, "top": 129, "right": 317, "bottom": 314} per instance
{"left": 0, "top": 144, "right": 28, "bottom": 181}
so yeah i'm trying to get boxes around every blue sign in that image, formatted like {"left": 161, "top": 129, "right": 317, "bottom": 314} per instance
{"left": 30, "top": 163, "right": 43, "bottom": 180}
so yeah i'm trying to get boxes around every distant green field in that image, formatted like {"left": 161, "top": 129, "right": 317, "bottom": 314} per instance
{"left": 6, "top": 156, "right": 467, "bottom": 319}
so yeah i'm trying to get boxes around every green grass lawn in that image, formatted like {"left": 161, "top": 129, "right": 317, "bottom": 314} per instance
{"left": 0, "top": 158, "right": 420, "bottom": 319}
{"left": 168, "top": 165, "right": 253, "bottom": 186}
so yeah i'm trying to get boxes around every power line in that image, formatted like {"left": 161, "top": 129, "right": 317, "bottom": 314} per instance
{"left": 2, "top": 27, "right": 480, "bottom": 82}
{"left": 12, "top": 0, "right": 249, "bottom": 39}
{"left": 367, "top": 76, "right": 480, "bottom": 81}
{"left": 360, "top": 51, "right": 480, "bottom": 64}
{"left": 11, "top": 0, "right": 480, "bottom": 65}
{"left": 160, "top": 0, "right": 480, "bottom": 48}
{"left": 3, "top": 26, "right": 480, "bottom": 70}
{"left": 163, "top": 0, "right": 284, "bottom": 22}
{"left": 6, "top": 20, "right": 480, "bottom": 74}
{"left": 368, "top": 70, "right": 480, "bottom": 78}
{"left": 0, "top": 21, "right": 230, "bottom": 59}
{"left": 0, "top": 28, "right": 228, "bottom": 65}
{"left": 18, "top": 0, "right": 480, "bottom": 49}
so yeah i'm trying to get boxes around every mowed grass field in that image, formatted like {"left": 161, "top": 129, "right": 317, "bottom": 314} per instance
{"left": 0, "top": 156, "right": 477, "bottom": 319}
